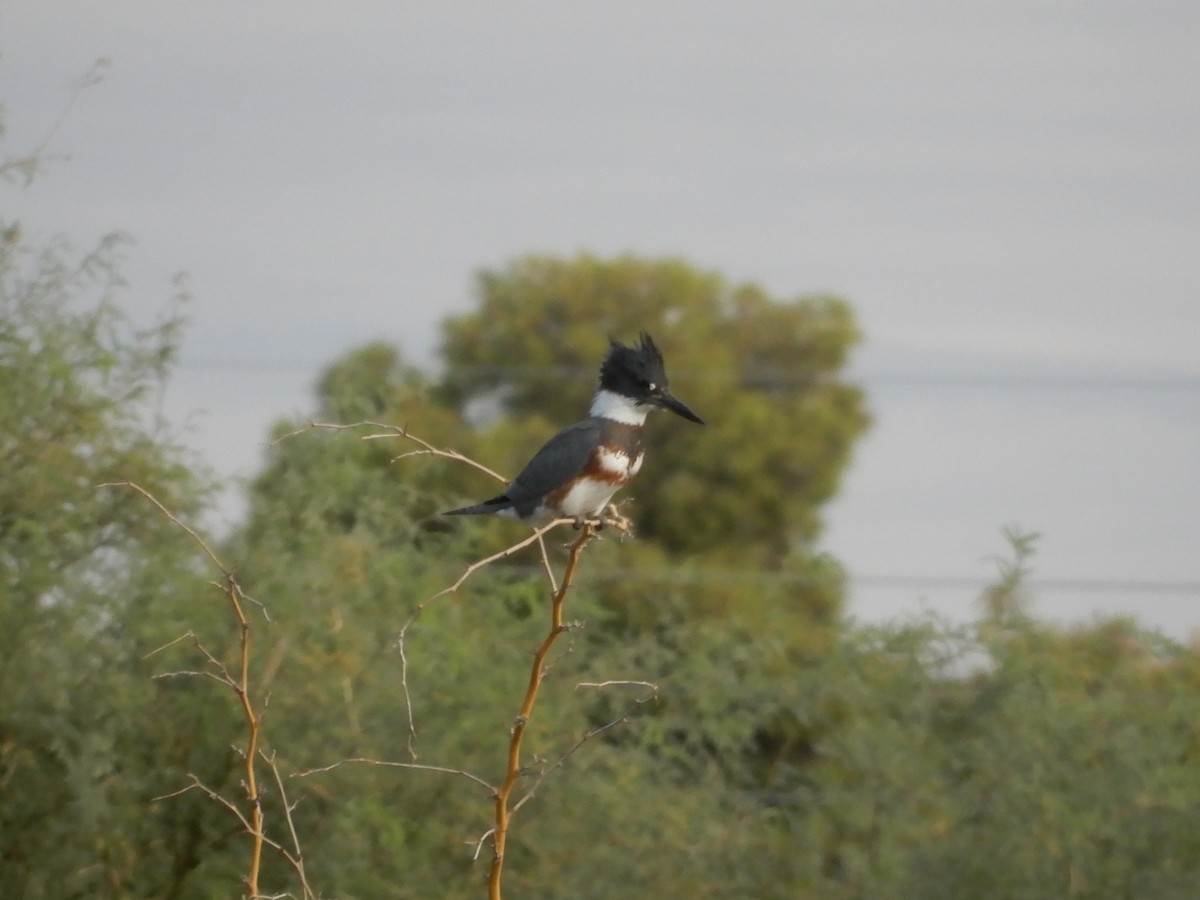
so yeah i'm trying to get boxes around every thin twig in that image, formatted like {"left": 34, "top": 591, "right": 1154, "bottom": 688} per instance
{"left": 153, "top": 775, "right": 254, "bottom": 833}
{"left": 141, "top": 632, "right": 197, "bottom": 660}
{"left": 395, "top": 518, "right": 570, "bottom": 757}
{"left": 272, "top": 419, "right": 509, "bottom": 483}
{"left": 469, "top": 828, "right": 496, "bottom": 861}
{"left": 151, "top": 669, "right": 229, "bottom": 686}
{"left": 153, "top": 774, "right": 302, "bottom": 874}
{"left": 293, "top": 757, "right": 495, "bottom": 794}
{"left": 575, "top": 680, "right": 659, "bottom": 692}
{"left": 536, "top": 532, "right": 559, "bottom": 593}
{"left": 1, "top": 58, "right": 109, "bottom": 185}
{"left": 511, "top": 682, "right": 658, "bottom": 816}
{"left": 264, "top": 751, "right": 318, "bottom": 900}
{"left": 151, "top": 778, "right": 209, "bottom": 805}
{"left": 97, "top": 481, "right": 224, "bottom": 570}
{"left": 420, "top": 520, "right": 571, "bottom": 606}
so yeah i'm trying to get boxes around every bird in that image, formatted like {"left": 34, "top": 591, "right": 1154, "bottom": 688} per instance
{"left": 443, "top": 332, "right": 705, "bottom": 526}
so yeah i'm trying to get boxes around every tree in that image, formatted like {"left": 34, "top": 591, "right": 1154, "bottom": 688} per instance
{"left": 0, "top": 92, "right": 258, "bottom": 897}
{"left": 0, "top": 230, "right": 240, "bottom": 896}
{"left": 440, "top": 254, "right": 869, "bottom": 568}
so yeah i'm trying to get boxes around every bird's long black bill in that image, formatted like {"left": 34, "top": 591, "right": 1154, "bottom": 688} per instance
{"left": 658, "top": 391, "right": 705, "bottom": 424}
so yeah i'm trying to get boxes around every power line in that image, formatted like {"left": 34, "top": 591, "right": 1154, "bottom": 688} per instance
{"left": 486, "top": 565, "right": 1200, "bottom": 596}
{"left": 854, "top": 373, "right": 1200, "bottom": 392}
{"left": 175, "top": 358, "right": 1200, "bottom": 393}
{"left": 850, "top": 575, "right": 1200, "bottom": 596}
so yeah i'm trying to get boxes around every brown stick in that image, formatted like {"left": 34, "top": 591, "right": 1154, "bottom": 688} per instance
{"left": 395, "top": 519, "right": 570, "bottom": 757}
{"left": 226, "top": 574, "right": 264, "bottom": 897}
{"left": 487, "top": 523, "right": 596, "bottom": 900}
{"left": 98, "top": 482, "right": 268, "bottom": 897}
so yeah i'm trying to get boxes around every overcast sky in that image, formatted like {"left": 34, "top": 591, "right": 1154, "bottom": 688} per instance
{"left": 5, "top": 2, "right": 1198, "bottom": 635}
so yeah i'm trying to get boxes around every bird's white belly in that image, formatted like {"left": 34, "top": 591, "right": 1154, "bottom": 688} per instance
{"left": 556, "top": 477, "right": 622, "bottom": 519}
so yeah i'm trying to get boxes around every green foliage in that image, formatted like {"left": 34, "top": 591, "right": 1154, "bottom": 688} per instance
{"left": 225, "top": 377, "right": 1200, "bottom": 899}
{"left": 9, "top": 246, "right": 1200, "bottom": 896}
{"left": 7, "top": 100, "right": 1200, "bottom": 896}
{"left": 1, "top": 232, "right": 192, "bottom": 598}
{"left": 0, "top": 226, "right": 239, "bottom": 898}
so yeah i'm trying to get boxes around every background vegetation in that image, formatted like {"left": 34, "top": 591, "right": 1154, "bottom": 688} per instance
{"left": 4, "top": 103, "right": 1200, "bottom": 900}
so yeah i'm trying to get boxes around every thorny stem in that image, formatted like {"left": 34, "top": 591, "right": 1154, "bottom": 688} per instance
{"left": 396, "top": 519, "right": 568, "bottom": 758}
{"left": 487, "top": 523, "right": 597, "bottom": 900}
{"left": 226, "top": 574, "right": 265, "bottom": 898}
{"left": 98, "top": 482, "right": 270, "bottom": 898}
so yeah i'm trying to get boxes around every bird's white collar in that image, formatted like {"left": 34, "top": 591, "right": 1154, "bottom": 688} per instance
{"left": 590, "top": 389, "right": 649, "bottom": 426}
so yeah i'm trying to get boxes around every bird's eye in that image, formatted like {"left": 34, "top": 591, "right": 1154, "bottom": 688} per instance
{"left": 646, "top": 381, "right": 658, "bottom": 392}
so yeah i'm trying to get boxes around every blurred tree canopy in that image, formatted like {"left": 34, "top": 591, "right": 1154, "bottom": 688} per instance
{"left": 440, "top": 254, "right": 869, "bottom": 568}
{"left": 0, "top": 226, "right": 243, "bottom": 896}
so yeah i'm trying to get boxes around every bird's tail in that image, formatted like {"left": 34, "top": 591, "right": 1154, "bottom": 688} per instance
{"left": 442, "top": 496, "right": 512, "bottom": 517}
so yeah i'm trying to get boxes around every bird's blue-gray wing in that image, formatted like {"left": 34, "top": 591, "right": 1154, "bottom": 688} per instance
{"left": 505, "top": 419, "right": 600, "bottom": 517}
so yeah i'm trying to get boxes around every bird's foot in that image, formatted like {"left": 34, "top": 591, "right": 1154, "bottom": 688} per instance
{"left": 600, "top": 503, "right": 634, "bottom": 536}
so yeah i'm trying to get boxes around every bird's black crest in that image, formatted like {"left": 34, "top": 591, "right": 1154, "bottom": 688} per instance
{"left": 599, "top": 332, "right": 668, "bottom": 394}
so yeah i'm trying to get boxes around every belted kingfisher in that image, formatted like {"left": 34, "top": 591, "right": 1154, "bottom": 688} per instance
{"left": 443, "top": 332, "right": 704, "bottom": 525}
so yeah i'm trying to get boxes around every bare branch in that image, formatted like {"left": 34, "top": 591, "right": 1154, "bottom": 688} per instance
{"left": 536, "top": 531, "right": 559, "bottom": 593}
{"left": 469, "top": 828, "right": 496, "bottom": 861}
{"left": 102, "top": 482, "right": 269, "bottom": 895}
{"left": 141, "top": 632, "right": 197, "bottom": 660}
{"left": 151, "top": 779, "right": 206, "bottom": 804}
{"left": 420, "top": 519, "right": 570, "bottom": 606}
{"left": 97, "top": 481, "right": 227, "bottom": 571}
{"left": 294, "top": 757, "right": 494, "bottom": 794}
{"left": 395, "top": 518, "right": 570, "bottom": 757}
{"left": 151, "top": 669, "right": 229, "bottom": 686}
{"left": 512, "top": 683, "right": 658, "bottom": 816}
{"left": 1, "top": 57, "right": 110, "bottom": 185}
{"left": 575, "top": 680, "right": 659, "bottom": 693}
{"left": 264, "top": 752, "right": 318, "bottom": 900}
{"left": 271, "top": 419, "right": 510, "bottom": 483}
{"left": 153, "top": 775, "right": 254, "bottom": 833}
